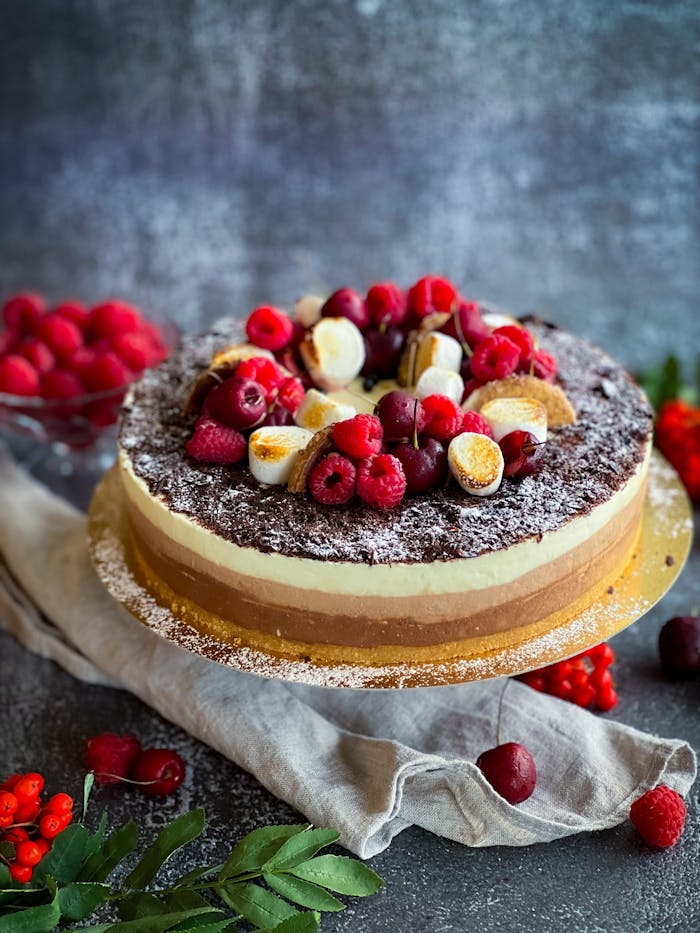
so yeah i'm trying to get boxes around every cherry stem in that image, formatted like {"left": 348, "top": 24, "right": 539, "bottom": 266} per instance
{"left": 495, "top": 679, "right": 510, "bottom": 747}
{"left": 412, "top": 399, "right": 419, "bottom": 450}
{"left": 452, "top": 306, "right": 472, "bottom": 358}
{"left": 89, "top": 770, "right": 160, "bottom": 786}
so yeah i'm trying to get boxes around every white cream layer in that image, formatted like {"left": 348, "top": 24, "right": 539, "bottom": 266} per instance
{"left": 119, "top": 441, "right": 650, "bottom": 598}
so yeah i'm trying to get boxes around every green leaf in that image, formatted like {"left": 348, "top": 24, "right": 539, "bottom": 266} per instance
{"left": 164, "top": 889, "right": 212, "bottom": 912}
{"left": 0, "top": 887, "right": 60, "bottom": 932}
{"left": 261, "top": 828, "right": 340, "bottom": 873}
{"left": 264, "top": 873, "right": 344, "bottom": 912}
{"left": 170, "top": 918, "right": 233, "bottom": 932}
{"left": 118, "top": 891, "right": 166, "bottom": 920}
{"left": 637, "top": 355, "right": 681, "bottom": 410}
{"left": 258, "top": 913, "right": 320, "bottom": 933}
{"left": 220, "top": 825, "right": 309, "bottom": 879}
{"left": 84, "top": 811, "right": 109, "bottom": 861}
{"left": 0, "top": 863, "right": 10, "bottom": 885}
{"left": 219, "top": 882, "right": 298, "bottom": 929}
{"left": 0, "top": 840, "right": 15, "bottom": 859}
{"left": 173, "top": 864, "right": 222, "bottom": 887}
{"left": 125, "top": 808, "right": 206, "bottom": 891}
{"left": 58, "top": 881, "right": 110, "bottom": 921}
{"left": 288, "top": 855, "right": 383, "bottom": 896}
{"left": 77, "top": 821, "right": 139, "bottom": 883}
{"left": 72, "top": 907, "right": 224, "bottom": 932}
{"left": 33, "top": 823, "right": 91, "bottom": 885}
{"left": 82, "top": 771, "right": 95, "bottom": 820}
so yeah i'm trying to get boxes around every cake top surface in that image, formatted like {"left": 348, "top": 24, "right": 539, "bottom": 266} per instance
{"left": 119, "top": 317, "right": 653, "bottom": 564}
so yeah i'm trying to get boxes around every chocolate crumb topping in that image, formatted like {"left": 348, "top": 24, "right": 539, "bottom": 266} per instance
{"left": 119, "top": 319, "right": 653, "bottom": 565}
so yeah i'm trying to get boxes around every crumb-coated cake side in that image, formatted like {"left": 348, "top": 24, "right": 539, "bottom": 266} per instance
{"left": 117, "top": 313, "right": 653, "bottom": 666}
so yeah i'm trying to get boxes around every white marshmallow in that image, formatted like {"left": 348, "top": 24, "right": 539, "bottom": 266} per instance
{"left": 482, "top": 311, "right": 522, "bottom": 331}
{"left": 414, "top": 332, "right": 463, "bottom": 381}
{"left": 415, "top": 366, "right": 464, "bottom": 405}
{"left": 448, "top": 432, "right": 504, "bottom": 497}
{"left": 248, "top": 426, "right": 314, "bottom": 485}
{"left": 299, "top": 317, "right": 366, "bottom": 390}
{"left": 294, "top": 294, "right": 325, "bottom": 328}
{"left": 294, "top": 388, "right": 356, "bottom": 432}
{"left": 480, "top": 397, "right": 548, "bottom": 443}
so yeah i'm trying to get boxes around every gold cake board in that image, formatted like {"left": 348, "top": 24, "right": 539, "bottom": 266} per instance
{"left": 88, "top": 451, "right": 693, "bottom": 689}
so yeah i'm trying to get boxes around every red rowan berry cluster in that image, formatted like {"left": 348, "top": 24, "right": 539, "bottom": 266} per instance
{"left": 517, "top": 642, "right": 618, "bottom": 711}
{"left": 0, "top": 771, "right": 74, "bottom": 882}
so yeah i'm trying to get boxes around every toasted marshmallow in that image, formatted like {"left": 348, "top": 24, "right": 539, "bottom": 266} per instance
{"left": 294, "top": 388, "right": 356, "bottom": 432}
{"left": 482, "top": 311, "right": 522, "bottom": 331}
{"left": 249, "top": 426, "right": 314, "bottom": 485}
{"left": 210, "top": 343, "right": 275, "bottom": 367}
{"left": 448, "top": 432, "right": 504, "bottom": 497}
{"left": 294, "top": 294, "right": 325, "bottom": 328}
{"left": 480, "top": 397, "right": 548, "bottom": 443}
{"left": 415, "top": 366, "right": 464, "bottom": 405}
{"left": 299, "top": 317, "right": 365, "bottom": 390}
{"left": 414, "top": 332, "right": 462, "bottom": 382}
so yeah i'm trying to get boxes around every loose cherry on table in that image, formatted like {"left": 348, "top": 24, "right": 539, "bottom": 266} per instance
{"left": 658, "top": 615, "right": 700, "bottom": 679}
{"left": 475, "top": 742, "right": 537, "bottom": 805}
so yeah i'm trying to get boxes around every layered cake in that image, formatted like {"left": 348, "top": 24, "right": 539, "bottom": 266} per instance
{"left": 116, "top": 279, "right": 653, "bottom": 668}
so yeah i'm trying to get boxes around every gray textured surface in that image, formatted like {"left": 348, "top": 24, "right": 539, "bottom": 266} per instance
{"left": 1, "top": 1, "right": 699, "bottom": 371}
{"left": 1, "top": 2, "right": 699, "bottom": 929}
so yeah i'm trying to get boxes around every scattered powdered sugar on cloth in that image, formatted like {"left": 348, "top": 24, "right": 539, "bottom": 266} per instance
{"left": 119, "top": 318, "right": 653, "bottom": 564}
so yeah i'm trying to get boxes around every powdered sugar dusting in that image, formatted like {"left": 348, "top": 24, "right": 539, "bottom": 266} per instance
{"left": 119, "top": 318, "right": 653, "bottom": 564}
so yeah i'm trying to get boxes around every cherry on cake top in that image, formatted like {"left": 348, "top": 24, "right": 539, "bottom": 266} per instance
{"left": 184, "top": 276, "right": 577, "bottom": 510}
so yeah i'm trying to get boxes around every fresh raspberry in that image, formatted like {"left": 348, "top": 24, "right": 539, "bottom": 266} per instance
{"left": 421, "top": 394, "right": 464, "bottom": 442}
{"left": 186, "top": 416, "right": 247, "bottom": 464}
{"left": 54, "top": 300, "right": 89, "bottom": 330}
{"left": 440, "top": 300, "right": 490, "bottom": 350}
{"left": 309, "top": 453, "right": 357, "bottom": 505}
{"left": 2, "top": 292, "right": 46, "bottom": 334}
{"left": 656, "top": 400, "right": 700, "bottom": 501}
{"left": 236, "top": 356, "right": 285, "bottom": 404}
{"left": 333, "top": 414, "right": 383, "bottom": 459}
{"left": 277, "top": 375, "right": 305, "bottom": 415}
{"left": 112, "top": 332, "right": 159, "bottom": 372}
{"left": 493, "top": 325, "right": 534, "bottom": 363}
{"left": 366, "top": 282, "right": 408, "bottom": 328}
{"left": 41, "top": 369, "right": 85, "bottom": 400}
{"left": 0, "top": 355, "right": 40, "bottom": 396}
{"left": 36, "top": 314, "right": 83, "bottom": 358}
{"left": 356, "top": 454, "right": 406, "bottom": 508}
{"left": 524, "top": 348, "right": 558, "bottom": 383}
{"left": 461, "top": 409, "right": 494, "bottom": 438}
{"left": 84, "top": 397, "right": 122, "bottom": 428}
{"left": 630, "top": 785, "right": 686, "bottom": 848}
{"left": 17, "top": 339, "right": 55, "bottom": 374}
{"left": 88, "top": 300, "right": 142, "bottom": 340}
{"left": 81, "top": 351, "right": 132, "bottom": 392}
{"left": 0, "top": 329, "right": 18, "bottom": 357}
{"left": 245, "top": 306, "right": 294, "bottom": 351}
{"left": 470, "top": 334, "right": 521, "bottom": 383}
{"left": 84, "top": 732, "right": 142, "bottom": 785}
{"left": 408, "top": 276, "right": 459, "bottom": 319}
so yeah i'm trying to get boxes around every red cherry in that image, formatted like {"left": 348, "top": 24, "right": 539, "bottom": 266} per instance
{"left": 84, "top": 732, "right": 142, "bottom": 784}
{"left": 440, "top": 300, "right": 490, "bottom": 350}
{"left": 260, "top": 402, "right": 295, "bottom": 427}
{"left": 131, "top": 748, "right": 186, "bottom": 796}
{"left": 658, "top": 616, "right": 700, "bottom": 680}
{"left": 499, "top": 430, "right": 546, "bottom": 478}
{"left": 391, "top": 437, "right": 447, "bottom": 494}
{"left": 320, "top": 288, "right": 369, "bottom": 331}
{"left": 206, "top": 376, "right": 267, "bottom": 430}
{"left": 476, "top": 742, "right": 537, "bottom": 804}
{"left": 375, "top": 390, "right": 428, "bottom": 443}
{"left": 361, "top": 327, "right": 405, "bottom": 381}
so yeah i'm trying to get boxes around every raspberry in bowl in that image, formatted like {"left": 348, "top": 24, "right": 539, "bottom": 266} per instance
{"left": 0, "top": 293, "right": 176, "bottom": 475}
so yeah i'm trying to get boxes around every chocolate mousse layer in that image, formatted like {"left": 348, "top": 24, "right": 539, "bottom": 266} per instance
{"left": 119, "top": 318, "right": 653, "bottom": 565}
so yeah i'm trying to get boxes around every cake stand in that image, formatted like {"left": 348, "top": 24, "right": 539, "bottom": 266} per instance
{"left": 88, "top": 451, "right": 693, "bottom": 689}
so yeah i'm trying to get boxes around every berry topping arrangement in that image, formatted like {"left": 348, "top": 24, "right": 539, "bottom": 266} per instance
{"left": 183, "top": 276, "right": 578, "bottom": 509}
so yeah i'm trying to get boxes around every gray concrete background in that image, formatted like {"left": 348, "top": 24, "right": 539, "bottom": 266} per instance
{"left": 1, "top": 3, "right": 699, "bottom": 930}
{"left": 1, "top": 0, "right": 699, "bottom": 373}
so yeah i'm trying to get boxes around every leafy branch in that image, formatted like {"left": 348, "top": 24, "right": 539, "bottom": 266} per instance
{"left": 637, "top": 355, "right": 700, "bottom": 411}
{"left": 0, "top": 776, "right": 382, "bottom": 932}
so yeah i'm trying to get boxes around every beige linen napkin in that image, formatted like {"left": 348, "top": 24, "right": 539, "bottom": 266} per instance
{"left": 0, "top": 448, "right": 695, "bottom": 858}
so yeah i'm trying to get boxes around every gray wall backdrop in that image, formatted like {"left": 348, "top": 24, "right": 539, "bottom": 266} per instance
{"left": 1, "top": 0, "right": 698, "bottom": 371}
